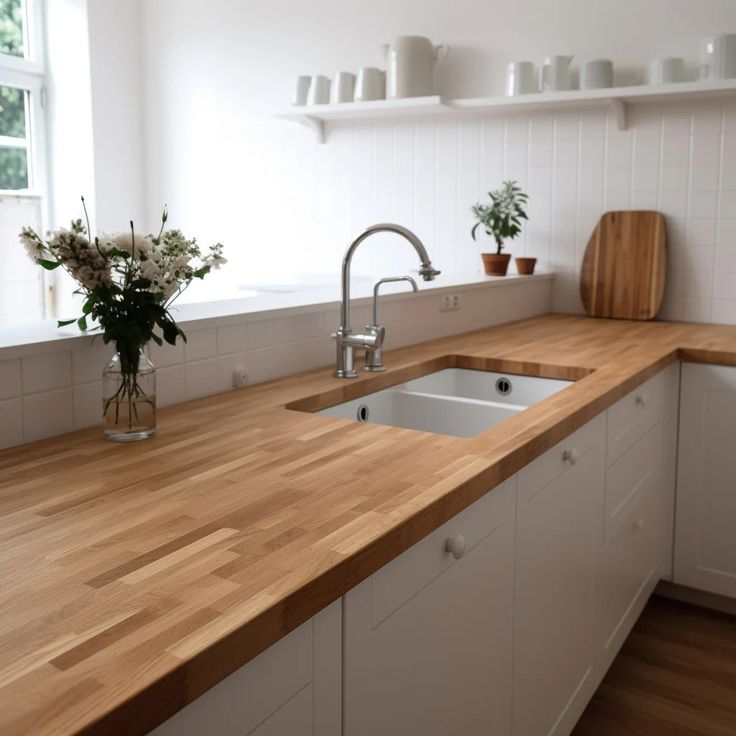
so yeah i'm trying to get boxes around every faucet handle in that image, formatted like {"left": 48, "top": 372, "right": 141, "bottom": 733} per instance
{"left": 372, "top": 275, "right": 418, "bottom": 325}
{"left": 361, "top": 324, "right": 385, "bottom": 350}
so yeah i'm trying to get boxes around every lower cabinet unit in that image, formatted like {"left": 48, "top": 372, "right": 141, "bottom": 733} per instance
{"left": 513, "top": 414, "right": 606, "bottom": 736}
{"left": 675, "top": 363, "right": 736, "bottom": 598}
{"left": 149, "top": 600, "right": 341, "bottom": 736}
{"left": 342, "top": 477, "right": 515, "bottom": 736}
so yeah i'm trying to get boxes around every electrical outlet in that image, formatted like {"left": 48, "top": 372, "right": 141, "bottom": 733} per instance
{"left": 232, "top": 366, "right": 248, "bottom": 388}
{"left": 439, "top": 293, "right": 461, "bottom": 312}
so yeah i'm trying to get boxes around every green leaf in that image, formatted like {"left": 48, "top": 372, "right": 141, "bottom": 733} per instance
{"left": 38, "top": 259, "right": 62, "bottom": 271}
{"left": 57, "top": 318, "right": 77, "bottom": 327}
{"left": 162, "top": 322, "right": 179, "bottom": 346}
{"left": 77, "top": 316, "right": 88, "bottom": 331}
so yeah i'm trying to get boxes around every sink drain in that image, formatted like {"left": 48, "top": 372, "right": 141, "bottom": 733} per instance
{"left": 357, "top": 404, "right": 370, "bottom": 422}
{"left": 495, "top": 377, "right": 513, "bottom": 396}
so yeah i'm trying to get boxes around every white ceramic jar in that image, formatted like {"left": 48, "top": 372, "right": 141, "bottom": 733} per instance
{"left": 385, "top": 35, "right": 448, "bottom": 98}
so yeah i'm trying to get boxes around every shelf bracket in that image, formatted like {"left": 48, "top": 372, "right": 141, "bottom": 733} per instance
{"left": 608, "top": 98, "right": 627, "bottom": 132}
{"left": 295, "top": 115, "right": 325, "bottom": 144}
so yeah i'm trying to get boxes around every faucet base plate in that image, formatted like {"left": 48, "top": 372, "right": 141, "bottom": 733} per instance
{"left": 334, "top": 369, "right": 359, "bottom": 379}
{"left": 363, "top": 365, "right": 385, "bottom": 372}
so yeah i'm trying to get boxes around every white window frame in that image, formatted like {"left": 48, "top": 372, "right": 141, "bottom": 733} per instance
{"left": 0, "top": 0, "right": 50, "bottom": 319}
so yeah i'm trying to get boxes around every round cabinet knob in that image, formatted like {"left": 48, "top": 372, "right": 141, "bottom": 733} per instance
{"left": 563, "top": 448, "right": 579, "bottom": 466}
{"left": 635, "top": 394, "right": 647, "bottom": 407}
{"left": 633, "top": 518, "right": 645, "bottom": 533}
{"left": 445, "top": 534, "right": 466, "bottom": 560}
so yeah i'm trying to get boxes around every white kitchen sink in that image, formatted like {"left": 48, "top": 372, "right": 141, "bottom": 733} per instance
{"left": 318, "top": 368, "right": 573, "bottom": 437}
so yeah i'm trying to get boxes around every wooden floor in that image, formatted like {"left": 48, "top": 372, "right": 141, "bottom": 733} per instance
{"left": 574, "top": 595, "right": 736, "bottom": 735}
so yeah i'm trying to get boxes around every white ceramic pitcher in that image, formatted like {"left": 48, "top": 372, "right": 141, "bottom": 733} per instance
{"left": 385, "top": 36, "right": 448, "bottom": 99}
{"left": 541, "top": 55, "right": 573, "bottom": 91}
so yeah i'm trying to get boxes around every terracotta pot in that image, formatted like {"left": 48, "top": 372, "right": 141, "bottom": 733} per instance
{"left": 481, "top": 253, "right": 512, "bottom": 276}
{"left": 515, "top": 257, "right": 537, "bottom": 275}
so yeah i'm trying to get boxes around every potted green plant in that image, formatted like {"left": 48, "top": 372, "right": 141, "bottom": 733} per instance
{"left": 471, "top": 180, "right": 530, "bottom": 276}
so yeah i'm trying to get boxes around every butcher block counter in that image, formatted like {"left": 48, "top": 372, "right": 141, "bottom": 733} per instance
{"left": 1, "top": 313, "right": 735, "bottom": 736}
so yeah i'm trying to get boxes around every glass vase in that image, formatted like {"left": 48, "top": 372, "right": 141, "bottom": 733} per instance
{"left": 102, "top": 347, "right": 156, "bottom": 441}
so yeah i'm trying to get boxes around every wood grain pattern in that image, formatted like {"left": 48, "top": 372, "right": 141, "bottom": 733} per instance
{"left": 580, "top": 211, "right": 667, "bottom": 320}
{"left": 1, "top": 314, "right": 736, "bottom": 736}
{"left": 574, "top": 595, "right": 736, "bottom": 735}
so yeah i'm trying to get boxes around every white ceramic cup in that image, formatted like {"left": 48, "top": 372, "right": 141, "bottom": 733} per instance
{"left": 580, "top": 59, "right": 614, "bottom": 89}
{"left": 306, "top": 75, "right": 331, "bottom": 105}
{"left": 699, "top": 34, "right": 736, "bottom": 79}
{"left": 355, "top": 67, "right": 386, "bottom": 101}
{"left": 505, "top": 61, "right": 538, "bottom": 95}
{"left": 540, "top": 55, "right": 573, "bottom": 91}
{"left": 332, "top": 71, "right": 356, "bottom": 103}
{"left": 292, "top": 75, "right": 311, "bottom": 106}
{"left": 648, "top": 57, "right": 686, "bottom": 85}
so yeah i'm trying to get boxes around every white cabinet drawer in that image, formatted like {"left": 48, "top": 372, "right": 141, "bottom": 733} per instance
{"left": 370, "top": 477, "right": 513, "bottom": 627}
{"left": 595, "top": 474, "right": 661, "bottom": 658}
{"left": 607, "top": 371, "right": 666, "bottom": 466}
{"left": 604, "top": 420, "right": 664, "bottom": 541}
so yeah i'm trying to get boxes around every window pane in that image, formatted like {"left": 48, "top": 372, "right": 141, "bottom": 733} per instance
{"left": 0, "top": 0, "right": 25, "bottom": 57}
{"left": 0, "top": 146, "right": 28, "bottom": 188}
{"left": 0, "top": 84, "right": 26, "bottom": 138}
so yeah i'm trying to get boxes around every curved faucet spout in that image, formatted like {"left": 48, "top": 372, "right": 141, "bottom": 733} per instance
{"left": 333, "top": 223, "right": 440, "bottom": 378}
{"left": 340, "top": 223, "right": 440, "bottom": 335}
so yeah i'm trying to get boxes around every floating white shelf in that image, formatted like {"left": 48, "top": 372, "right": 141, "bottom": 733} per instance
{"left": 277, "top": 79, "right": 736, "bottom": 143}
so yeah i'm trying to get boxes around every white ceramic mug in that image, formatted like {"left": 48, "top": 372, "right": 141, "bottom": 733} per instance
{"left": 699, "top": 34, "right": 736, "bottom": 79}
{"left": 332, "top": 71, "right": 356, "bottom": 103}
{"left": 506, "top": 61, "right": 538, "bottom": 95}
{"left": 385, "top": 35, "right": 448, "bottom": 99}
{"left": 306, "top": 75, "right": 331, "bottom": 105}
{"left": 355, "top": 67, "right": 386, "bottom": 101}
{"left": 580, "top": 59, "right": 614, "bottom": 89}
{"left": 648, "top": 57, "right": 686, "bottom": 85}
{"left": 292, "top": 75, "right": 311, "bottom": 106}
{"left": 541, "top": 55, "right": 573, "bottom": 91}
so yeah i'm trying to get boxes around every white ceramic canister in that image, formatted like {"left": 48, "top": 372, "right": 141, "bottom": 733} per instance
{"left": 580, "top": 59, "right": 614, "bottom": 89}
{"left": 648, "top": 57, "right": 686, "bottom": 85}
{"left": 506, "top": 61, "right": 538, "bottom": 95}
{"left": 355, "top": 67, "right": 386, "bottom": 101}
{"left": 292, "top": 75, "right": 311, "bottom": 106}
{"left": 385, "top": 35, "right": 448, "bottom": 98}
{"left": 332, "top": 71, "right": 356, "bottom": 103}
{"left": 306, "top": 75, "right": 331, "bottom": 105}
{"left": 699, "top": 34, "right": 736, "bottom": 79}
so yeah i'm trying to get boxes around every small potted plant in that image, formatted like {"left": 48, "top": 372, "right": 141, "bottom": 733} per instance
{"left": 471, "top": 180, "right": 531, "bottom": 276}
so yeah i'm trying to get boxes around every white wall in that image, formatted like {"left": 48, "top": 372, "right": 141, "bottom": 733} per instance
{"left": 133, "top": 0, "right": 736, "bottom": 323}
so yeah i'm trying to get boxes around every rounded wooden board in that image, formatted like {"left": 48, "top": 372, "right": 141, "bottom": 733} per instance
{"left": 580, "top": 210, "right": 666, "bottom": 320}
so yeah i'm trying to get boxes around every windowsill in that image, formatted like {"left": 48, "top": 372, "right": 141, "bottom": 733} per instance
{"left": 0, "top": 272, "right": 554, "bottom": 359}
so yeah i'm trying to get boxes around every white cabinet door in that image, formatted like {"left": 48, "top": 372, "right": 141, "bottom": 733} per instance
{"left": 149, "top": 600, "right": 341, "bottom": 736}
{"left": 675, "top": 363, "right": 736, "bottom": 598}
{"left": 343, "top": 477, "right": 515, "bottom": 736}
{"left": 513, "top": 415, "right": 605, "bottom": 736}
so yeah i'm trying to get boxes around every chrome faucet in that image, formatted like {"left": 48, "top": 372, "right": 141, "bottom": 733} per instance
{"left": 333, "top": 224, "right": 440, "bottom": 378}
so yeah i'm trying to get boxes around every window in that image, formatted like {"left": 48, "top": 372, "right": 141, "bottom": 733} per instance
{"left": 0, "top": 0, "right": 48, "bottom": 324}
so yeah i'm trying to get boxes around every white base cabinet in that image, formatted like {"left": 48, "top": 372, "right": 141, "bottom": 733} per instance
{"left": 513, "top": 415, "right": 605, "bottom": 736}
{"left": 150, "top": 600, "right": 341, "bottom": 736}
{"left": 343, "top": 477, "right": 515, "bottom": 736}
{"left": 675, "top": 363, "right": 736, "bottom": 598}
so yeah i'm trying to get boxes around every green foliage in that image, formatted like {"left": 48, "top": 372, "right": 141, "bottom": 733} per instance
{"left": 0, "top": 0, "right": 23, "bottom": 57}
{"left": 21, "top": 203, "right": 226, "bottom": 376}
{"left": 471, "top": 180, "right": 529, "bottom": 255}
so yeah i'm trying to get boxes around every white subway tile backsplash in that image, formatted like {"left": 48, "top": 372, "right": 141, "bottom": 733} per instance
{"left": 0, "top": 397, "right": 23, "bottom": 449}
{"left": 22, "top": 351, "right": 71, "bottom": 394}
{"left": 72, "top": 341, "right": 113, "bottom": 384}
{"left": 149, "top": 338, "right": 185, "bottom": 367}
{"left": 23, "top": 388, "right": 74, "bottom": 441}
{"left": 0, "top": 359, "right": 21, "bottom": 400}
{"left": 186, "top": 359, "right": 220, "bottom": 399}
{"left": 216, "top": 322, "right": 249, "bottom": 354}
{"left": 156, "top": 364, "right": 187, "bottom": 407}
{"left": 184, "top": 328, "right": 218, "bottom": 361}
{"left": 73, "top": 382, "right": 102, "bottom": 430}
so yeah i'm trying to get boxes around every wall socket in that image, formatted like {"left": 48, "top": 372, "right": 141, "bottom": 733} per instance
{"left": 439, "top": 293, "right": 461, "bottom": 312}
{"left": 232, "top": 366, "right": 248, "bottom": 388}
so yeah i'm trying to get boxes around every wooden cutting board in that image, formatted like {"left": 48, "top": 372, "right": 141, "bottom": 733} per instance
{"left": 580, "top": 210, "right": 666, "bottom": 320}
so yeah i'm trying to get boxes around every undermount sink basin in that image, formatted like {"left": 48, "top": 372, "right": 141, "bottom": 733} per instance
{"left": 318, "top": 368, "right": 573, "bottom": 437}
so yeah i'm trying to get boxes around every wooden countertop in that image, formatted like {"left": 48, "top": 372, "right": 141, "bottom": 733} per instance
{"left": 1, "top": 314, "right": 735, "bottom": 735}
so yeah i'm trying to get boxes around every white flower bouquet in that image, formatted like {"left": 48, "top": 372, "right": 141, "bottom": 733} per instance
{"left": 20, "top": 201, "right": 226, "bottom": 440}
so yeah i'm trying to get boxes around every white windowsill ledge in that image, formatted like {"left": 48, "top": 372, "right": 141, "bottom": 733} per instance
{"left": 0, "top": 272, "right": 554, "bottom": 360}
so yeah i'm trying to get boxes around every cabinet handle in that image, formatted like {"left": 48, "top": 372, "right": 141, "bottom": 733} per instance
{"left": 562, "top": 448, "right": 579, "bottom": 466}
{"left": 445, "top": 534, "right": 466, "bottom": 560}
{"left": 632, "top": 518, "right": 645, "bottom": 533}
{"left": 635, "top": 394, "right": 647, "bottom": 407}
